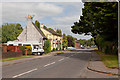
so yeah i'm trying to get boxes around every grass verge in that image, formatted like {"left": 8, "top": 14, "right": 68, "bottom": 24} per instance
{"left": 96, "top": 51, "right": 118, "bottom": 69}
{"left": 2, "top": 56, "right": 33, "bottom": 62}
{"left": 55, "top": 50, "right": 70, "bottom": 55}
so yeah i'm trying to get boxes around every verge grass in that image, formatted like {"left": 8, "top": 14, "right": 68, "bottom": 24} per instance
{"left": 2, "top": 56, "right": 33, "bottom": 62}
{"left": 96, "top": 51, "right": 118, "bottom": 69}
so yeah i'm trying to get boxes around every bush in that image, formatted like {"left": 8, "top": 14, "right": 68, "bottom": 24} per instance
{"left": 56, "top": 48, "right": 58, "bottom": 51}
{"left": 59, "top": 47, "right": 61, "bottom": 51}
{"left": 44, "top": 40, "right": 51, "bottom": 54}
{"left": 25, "top": 46, "right": 32, "bottom": 55}
{"left": 53, "top": 48, "right": 56, "bottom": 51}
{"left": 19, "top": 46, "right": 26, "bottom": 55}
{"left": 7, "top": 48, "right": 12, "bottom": 52}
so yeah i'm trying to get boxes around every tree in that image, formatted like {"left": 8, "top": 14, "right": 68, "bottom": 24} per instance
{"left": 78, "top": 39, "right": 87, "bottom": 46}
{"left": 62, "top": 33, "right": 68, "bottom": 50}
{"left": 56, "top": 29, "right": 62, "bottom": 35}
{"left": 67, "top": 35, "right": 75, "bottom": 47}
{"left": 35, "top": 20, "right": 40, "bottom": 29}
{"left": 2, "top": 23, "right": 23, "bottom": 43}
{"left": 71, "top": 2, "right": 118, "bottom": 54}
{"left": 48, "top": 28, "right": 54, "bottom": 31}
{"left": 44, "top": 40, "right": 51, "bottom": 54}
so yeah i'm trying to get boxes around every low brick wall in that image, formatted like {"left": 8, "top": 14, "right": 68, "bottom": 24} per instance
{"left": 2, "top": 52, "right": 23, "bottom": 59}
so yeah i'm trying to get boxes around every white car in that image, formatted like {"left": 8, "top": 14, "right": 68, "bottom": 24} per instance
{"left": 32, "top": 45, "right": 44, "bottom": 55}
{"left": 67, "top": 47, "right": 76, "bottom": 50}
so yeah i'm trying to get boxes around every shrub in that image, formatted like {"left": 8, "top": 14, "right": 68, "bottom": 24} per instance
{"left": 53, "top": 48, "right": 56, "bottom": 51}
{"left": 19, "top": 46, "right": 26, "bottom": 55}
{"left": 56, "top": 48, "right": 58, "bottom": 51}
{"left": 59, "top": 47, "right": 61, "bottom": 51}
{"left": 7, "top": 48, "right": 12, "bottom": 52}
{"left": 44, "top": 40, "right": 51, "bottom": 54}
{"left": 25, "top": 46, "right": 32, "bottom": 55}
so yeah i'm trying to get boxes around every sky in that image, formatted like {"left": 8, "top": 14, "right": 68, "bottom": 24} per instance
{"left": 2, "top": 2, "right": 92, "bottom": 40}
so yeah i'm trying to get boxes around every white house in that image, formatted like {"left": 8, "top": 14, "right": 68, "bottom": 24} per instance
{"left": 7, "top": 15, "right": 47, "bottom": 54}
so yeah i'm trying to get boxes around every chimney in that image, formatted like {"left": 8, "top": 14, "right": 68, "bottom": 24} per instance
{"left": 27, "top": 15, "right": 33, "bottom": 26}
{"left": 40, "top": 24, "right": 44, "bottom": 28}
{"left": 54, "top": 28, "right": 56, "bottom": 32}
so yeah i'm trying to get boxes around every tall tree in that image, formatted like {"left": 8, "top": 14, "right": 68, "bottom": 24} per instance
{"left": 2, "top": 23, "right": 23, "bottom": 43}
{"left": 35, "top": 20, "right": 40, "bottom": 29}
{"left": 67, "top": 35, "right": 75, "bottom": 47}
{"left": 62, "top": 33, "right": 68, "bottom": 50}
{"left": 56, "top": 29, "right": 62, "bottom": 35}
{"left": 71, "top": 2, "right": 118, "bottom": 54}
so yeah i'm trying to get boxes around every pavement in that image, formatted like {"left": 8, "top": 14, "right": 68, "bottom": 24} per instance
{"left": 87, "top": 52, "right": 119, "bottom": 76}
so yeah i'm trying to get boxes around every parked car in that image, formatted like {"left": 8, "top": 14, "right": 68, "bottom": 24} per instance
{"left": 32, "top": 45, "right": 44, "bottom": 55}
{"left": 81, "top": 46, "right": 85, "bottom": 49}
{"left": 67, "top": 47, "right": 76, "bottom": 50}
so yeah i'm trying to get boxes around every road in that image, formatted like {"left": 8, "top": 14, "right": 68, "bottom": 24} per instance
{"left": 2, "top": 49, "right": 117, "bottom": 78}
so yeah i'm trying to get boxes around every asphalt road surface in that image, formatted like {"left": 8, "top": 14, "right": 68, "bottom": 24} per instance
{"left": 2, "top": 49, "right": 117, "bottom": 78}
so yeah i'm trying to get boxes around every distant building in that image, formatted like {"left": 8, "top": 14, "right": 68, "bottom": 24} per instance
{"left": 75, "top": 40, "right": 81, "bottom": 49}
{"left": 40, "top": 24, "right": 62, "bottom": 50}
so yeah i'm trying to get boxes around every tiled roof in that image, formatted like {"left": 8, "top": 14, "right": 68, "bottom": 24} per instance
{"left": 32, "top": 22, "right": 47, "bottom": 39}
{"left": 43, "top": 27, "right": 62, "bottom": 37}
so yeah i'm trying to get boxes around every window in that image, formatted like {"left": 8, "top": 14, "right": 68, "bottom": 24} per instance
{"left": 39, "top": 38, "right": 42, "bottom": 42}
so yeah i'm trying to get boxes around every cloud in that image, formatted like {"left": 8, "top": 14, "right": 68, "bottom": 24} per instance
{"left": 2, "top": 2, "right": 92, "bottom": 40}
{"left": 2, "top": 3, "right": 63, "bottom": 23}
{"left": 52, "top": 15, "right": 80, "bottom": 24}
{"left": 45, "top": 24, "right": 92, "bottom": 40}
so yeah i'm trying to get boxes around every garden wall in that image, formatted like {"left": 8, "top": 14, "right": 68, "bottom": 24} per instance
{"left": 2, "top": 52, "right": 23, "bottom": 59}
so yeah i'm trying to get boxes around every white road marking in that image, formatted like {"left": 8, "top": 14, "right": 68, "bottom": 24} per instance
{"left": 58, "top": 58, "right": 64, "bottom": 61}
{"left": 12, "top": 68, "right": 37, "bottom": 78}
{"left": 44, "top": 62, "right": 55, "bottom": 67}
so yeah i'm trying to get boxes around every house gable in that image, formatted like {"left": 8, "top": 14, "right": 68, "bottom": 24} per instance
{"left": 17, "top": 17, "right": 46, "bottom": 42}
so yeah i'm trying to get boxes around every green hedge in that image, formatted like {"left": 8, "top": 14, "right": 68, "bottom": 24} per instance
{"left": 44, "top": 40, "right": 51, "bottom": 54}
{"left": 53, "top": 48, "right": 56, "bottom": 51}
{"left": 19, "top": 46, "right": 26, "bottom": 55}
{"left": 25, "top": 46, "right": 32, "bottom": 55}
{"left": 19, "top": 46, "right": 32, "bottom": 55}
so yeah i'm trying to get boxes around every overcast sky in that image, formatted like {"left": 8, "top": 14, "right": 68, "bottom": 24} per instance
{"left": 2, "top": 2, "right": 92, "bottom": 40}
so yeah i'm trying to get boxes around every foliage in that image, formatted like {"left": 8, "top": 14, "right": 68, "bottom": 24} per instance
{"left": 48, "top": 28, "right": 54, "bottom": 31}
{"left": 2, "top": 23, "right": 23, "bottom": 43}
{"left": 7, "top": 48, "right": 12, "bottom": 52}
{"left": 56, "top": 48, "right": 58, "bottom": 51}
{"left": 53, "top": 48, "right": 56, "bottom": 51}
{"left": 44, "top": 40, "right": 51, "bottom": 54}
{"left": 35, "top": 20, "right": 40, "bottom": 29}
{"left": 25, "top": 46, "right": 32, "bottom": 55}
{"left": 59, "top": 47, "right": 61, "bottom": 51}
{"left": 62, "top": 33, "right": 68, "bottom": 50}
{"left": 67, "top": 35, "right": 75, "bottom": 47}
{"left": 101, "top": 55, "right": 118, "bottom": 69}
{"left": 44, "top": 26, "right": 47, "bottom": 29}
{"left": 19, "top": 46, "right": 26, "bottom": 55}
{"left": 71, "top": 2, "right": 118, "bottom": 54}
{"left": 56, "top": 29, "right": 62, "bottom": 35}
